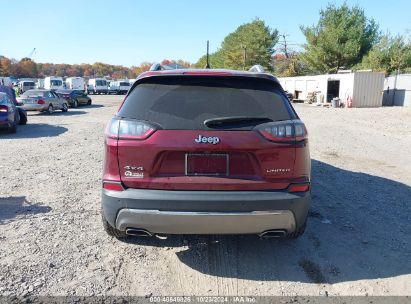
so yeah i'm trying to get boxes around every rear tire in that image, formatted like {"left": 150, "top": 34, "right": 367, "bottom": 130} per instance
{"left": 62, "top": 103, "right": 68, "bottom": 112}
{"left": 101, "top": 209, "right": 127, "bottom": 239}
{"left": 19, "top": 115, "right": 27, "bottom": 125}
{"left": 47, "top": 104, "right": 54, "bottom": 115}
{"left": 73, "top": 99, "right": 78, "bottom": 108}
{"left": 87, "top": 100, "right": 92, "bottom": 105}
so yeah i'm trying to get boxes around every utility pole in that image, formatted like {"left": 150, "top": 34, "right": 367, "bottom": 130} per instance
{"left": 279, "top": 34, "right": 289, "bottom": 58}
{"left": 243, "top": 46, "right": 247, "bottom": 70}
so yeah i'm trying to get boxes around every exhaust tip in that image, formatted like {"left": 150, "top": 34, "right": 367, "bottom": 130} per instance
{"left": 259, "top": 230, "right": 287, "bottom": 239}
{"left": 126, "top": 228, "right": 153, "bottom": 237}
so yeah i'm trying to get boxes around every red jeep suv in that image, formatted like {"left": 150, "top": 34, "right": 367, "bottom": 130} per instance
{"left": 101, "top": 69, "right": 311, "bottom": 239}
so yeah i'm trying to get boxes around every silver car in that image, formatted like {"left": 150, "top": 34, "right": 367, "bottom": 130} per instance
{"left": 17, "top": 90, "right": 68, "bottom": 114}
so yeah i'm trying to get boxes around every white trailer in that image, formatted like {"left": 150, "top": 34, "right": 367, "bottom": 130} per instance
{"left": 44, "top": 76, "right": 64, "bottom": 91}
{"left": 66, "top": 77, "right": 85, "bottom": 91}
{"left": 278, "top": 71, "right": 384, "bottom": 107}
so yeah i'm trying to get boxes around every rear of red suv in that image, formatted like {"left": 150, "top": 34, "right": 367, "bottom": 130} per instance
{"left": 101, "top": 70, "right": 311, "bottom": 239}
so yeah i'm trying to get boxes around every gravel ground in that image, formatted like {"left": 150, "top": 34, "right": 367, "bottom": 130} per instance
{"left": 0, "top": 95, "right": 410, "bottom": 297}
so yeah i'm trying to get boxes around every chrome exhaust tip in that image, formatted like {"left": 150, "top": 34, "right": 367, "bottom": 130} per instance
{"left": 125, "top": 228, "right": 153, "bottom": 237}
{"left": 259, "top": 230, "right": 287, "bottom": 239}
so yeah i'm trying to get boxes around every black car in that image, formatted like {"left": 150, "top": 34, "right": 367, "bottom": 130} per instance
{"left": 56, "top": 89, "right": 92, "bottom": 108}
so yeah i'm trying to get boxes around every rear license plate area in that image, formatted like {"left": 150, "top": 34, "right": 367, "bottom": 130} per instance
{"left": 185, "top": 153, "right": 229, "bottom": 176}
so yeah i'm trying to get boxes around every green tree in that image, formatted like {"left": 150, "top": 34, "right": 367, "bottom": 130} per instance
{"left": 359, "top": 33, "right": 411, "bottom": 75}
{"left": 300, "top": 3, "right": 380, "bottom": 73}
{"left": 196, "top": 19, "right": 278, "bottom": 70}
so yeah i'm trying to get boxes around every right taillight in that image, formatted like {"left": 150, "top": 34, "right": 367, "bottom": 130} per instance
{"left": 105, "top": 117, "right": 156, "bottom": 140}
{"left": 0, "top": 105, "right": 8, "bottom": 113}
{"left": 257, "top": 120, "right": 307, "bottom": 142}
{"left": 37, "top": 99, "right": 45, "bottom": 105}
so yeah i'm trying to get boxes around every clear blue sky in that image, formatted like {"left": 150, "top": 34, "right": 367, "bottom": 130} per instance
{"left": 1, "top": 0, "right": 410, "bottom": 67}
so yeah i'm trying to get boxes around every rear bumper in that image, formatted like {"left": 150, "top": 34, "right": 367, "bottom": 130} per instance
{"left": 101, "top": 188, "right": 310, "bottom": 235}
{"left": 22, "top": 104, "right": 47, "bottom": 111}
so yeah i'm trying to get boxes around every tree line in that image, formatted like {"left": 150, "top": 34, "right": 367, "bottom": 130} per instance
{"left": 1, "top": 3, "right": 411, "bottom": 79}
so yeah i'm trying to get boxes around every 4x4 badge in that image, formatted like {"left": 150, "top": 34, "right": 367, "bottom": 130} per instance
{"left": 195, "top": 135, "right": 220, "bottom": 145}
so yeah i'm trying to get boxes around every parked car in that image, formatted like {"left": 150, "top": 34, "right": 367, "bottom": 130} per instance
{"left": 0, "top": 84, "right": 27, "bottom": 125}
{"left": 44, "top": 76, "right": 64, "bottom": 91}
{"left": 19, "top": 80, "right": 36, "bottom": 93}
{"left": 101, "top": 69, "right": 311, "bottom": 240}
{"left": 87, "top": 78, "right": 108, "bottom": 95}
{"left": 0, "top": 92, "right": 20, "bottom": 133}
{"left": 56, "top": 89, "right": 92, "bottom": 107}
{"left": 17, "top": 89, "right": 68, "bottom": 114}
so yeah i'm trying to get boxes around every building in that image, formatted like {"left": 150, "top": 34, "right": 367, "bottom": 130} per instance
{"left": 278, "top": 71, "right": 385, "bottom": 108}
{"left": 383, "top": 74, "right": 411, "bottom": 107}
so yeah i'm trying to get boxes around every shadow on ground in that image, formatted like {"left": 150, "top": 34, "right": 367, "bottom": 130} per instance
{"left": 123, "top": 159, "right": 411, "bottom": 283}
{"left": 0, "top": 123, "right": 67, "bottom": 138}
{"left": 0, "top": 196, "right": 51, "bottom": 224}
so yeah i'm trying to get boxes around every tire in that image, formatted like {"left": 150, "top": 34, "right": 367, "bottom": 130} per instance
{"left": 101, "top": 209, "right": 127, "bottom": 239}
{"left": 62, "top": 103, "right": 68, "bottom": 112}
{"left": 73, "top": 99, "right": 78, "bottom": 108}
{"left": 19, "top": 115, "right": 27, "bottom": 125}
{"left": 87, "top": 99, "right": 92, "bottom": 106}
{"left": 47, "top": 104, "right": 54, "bottom": 115}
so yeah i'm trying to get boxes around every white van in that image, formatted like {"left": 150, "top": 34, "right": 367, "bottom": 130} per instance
{"left": 19, "top": 80, "right": 36, "bottom": 92}
{"left": 0, "top": 77, "right": 12, "bottom": 87}
{"left": 108, "top": 80, "right": 130, "bottom": 95}
{"left": 66, "top": 77, "right": 85, "bottom": 91}
{"left": 44, "top": 76, "right": 64, "bottom": 91}
{"left": 87, "top": 78, "right": 108, "bottom": 94}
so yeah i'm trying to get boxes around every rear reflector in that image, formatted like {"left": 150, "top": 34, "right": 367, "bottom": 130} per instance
{"left": 288, "top": 183, "right": 310, "bottom": 193}
{"left": 103, "top": 181, "right": 124, "bottom": 191}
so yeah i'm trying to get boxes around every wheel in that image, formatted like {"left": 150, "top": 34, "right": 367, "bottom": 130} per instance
{"left": 73, "top": 99, "right": 78, "bottom": 108}
{"left": 101, "top": 209, "right": 127, "bottom": 239}
{"left": 87, "top": 99, "right": 92, "bottom": 106}
{"left": 62, "top": 103, "right": 68, "bottom": 112}
{"left": 47, "top": 104, "right": 54, "bottom": 114}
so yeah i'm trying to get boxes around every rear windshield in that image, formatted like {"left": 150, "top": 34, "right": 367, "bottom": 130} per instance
{"left": 96, "top": 80, "right": 107, "bottom": 86}
{"left": 21, "top": 90, "right": 45, "bottom": 97}
{"left": 23, "top": 82, "right": 35, "bottom": 86}
{"left": 118, "top": 76, "right": 294, "bottom": 130}
{"left": 50, "top": 80, "right": 62, "bottom": 86}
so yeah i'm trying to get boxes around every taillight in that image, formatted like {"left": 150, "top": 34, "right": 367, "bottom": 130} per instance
{"left": 0, "top": 105, "right": 8, "bottom": 113}
{"left": 288, "top": 183, "right": 310, "bottom": 193}
{"left": 105, "top": 117, "right": 155, "bottom": 140}
{"left": 37, "top": 99, "right": 45, "bottom": 105}
{"left": 103, "top": 181, "right": 124, "bottom": 191}
{"left": 257, "top": 120, "right": 307, "bottom": 142}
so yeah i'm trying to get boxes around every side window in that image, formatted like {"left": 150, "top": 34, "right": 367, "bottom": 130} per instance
{"left": 46, "top": 92, "right": 53, "bottom": 98}
{"left": 51, "top": 92, "right": 59, "bottom": 98}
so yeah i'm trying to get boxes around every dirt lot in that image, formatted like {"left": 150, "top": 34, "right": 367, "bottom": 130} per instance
{"left": 0, "top": 95, "right": 410, "bottom": 297}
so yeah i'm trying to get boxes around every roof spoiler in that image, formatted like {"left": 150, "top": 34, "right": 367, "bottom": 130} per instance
{"left": 249, "top": 65, "right": 265, "bottom": 73}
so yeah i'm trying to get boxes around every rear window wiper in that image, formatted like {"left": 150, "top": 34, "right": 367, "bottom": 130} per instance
{"left": 204, "top": 116, "right": 273, "bottom": 127}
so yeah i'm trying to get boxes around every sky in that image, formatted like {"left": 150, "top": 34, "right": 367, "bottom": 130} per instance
{"left": 1, "top": 0, "right": 410, "bottom": 67}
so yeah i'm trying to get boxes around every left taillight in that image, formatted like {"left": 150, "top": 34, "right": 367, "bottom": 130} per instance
{"left": 256, "top": 120, "right": 307, "bottom": 142}
{"left": 0, "top": 105, "right": 8, "bottom": 113}
{"left": 105, "top": 117, "right": 156, "bottom": 140}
